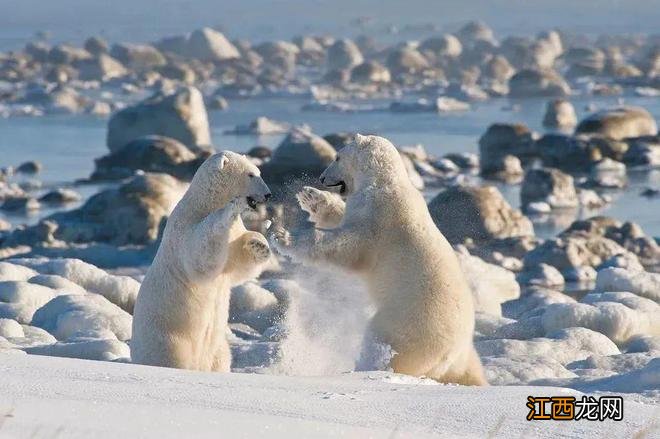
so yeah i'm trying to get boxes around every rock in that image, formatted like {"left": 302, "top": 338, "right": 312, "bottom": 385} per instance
{"left": 508, "top": 68, "right": 571, "bottom": 97}
{"left": 246, "top": 146, "right": 272, "bottom": 160}
{"left": 84, "top": 36, "right": 109, "bottom": 55}
{"left": 444, "top": 152, "right": 479, "bottom": 169}
{"left": 76, "top": 54, "right": 128, "bottom": 81}
{"left": 21, "top": 85, "right": 89, "bottom": 114}
{"left": 110, "top": 43, "right": 166, "bottom": 71}
{"left": 157, "top": 62, "right": 196, "bottom": 84}
{"left": 107, "top": 86, "right": 211, "bottom": 152}
{"left": 24, "top": 42, "right": 50, "bottom": 62}
{"left": 390, "top": 97, "right": 469, "bottom": 113}
{"left": 350, "top": 61, "right": 391, "bottom": 84}
{"left": 39, "top": 188, "right": 81, "bottom": 204}
{"left": 208, "top": 95, "right": 229, "bottom": 110}
{"left": 428, "top": 185, "right": 534, "bottom": 245}
{"left": 261, "top": 127, "right": 336, "bottom": 185}
{"left": 517, "top": 263, "right": 565, "bottom": 288}
{"left": 46, "top": 173, "right": 187, "bottom": 245}
{"left": 575, "top": 107, "right": 657, "bottom": 140}
{"left": 564, "top": 47, "right": 605, "bottom": 77}
{"left": 1, "top": 197, "right": 39, "bottom": 212}
{"left": 479, "top": 123, "right": 536, "bottom": 174}
{"left": 326, "top": 39, "right": 363, "bottom": 71}
{"left": 0, "top": 219, "right": 10, "bottom": 232}
{"left": 542, "top": 99, "right": 577, "bottom": 129}
{"left": 230, "top": 282, "right": 280, "bottom": 332}
{"left": 93, "top": 135, "right": 202, "bottom": 181}
{"left": 419, "top": 34, "right": 462, "bottom": 58}
{"left": 187, "top": 28, "right": 241, "bottom": 61}
{"left": 386, "top": 47, "right": 429, "bottom": 75}
{"left": 623, "top": 137, "right": 660, "bottom": 167}
{"left": 16, "top": 161, "right": 42, "bottom": 174}
{"left": 48, "top": 44, "right": 91, "bottom": 64}
{"left": 595, "top": 268, "right": 660, "bottom": 303}
{"left": 227, "top": 117, "right": 293, "bottom": 136}
{"left": 536, "top": 134, "right": 602, "bottom": 170}
{"left": 521, "top": 168, "right": 578, "bottom": 210}
{"left": 456, "top": 21, "right": 497, "bottom": 46}
{"left": 32, "top": 294, "right": 131, "bottom": 341}
{"left": 482, "top": 154, "right": 523, "bottom": 182}
{"left": 483, "top": 55, "right": 515, "bottom": 83}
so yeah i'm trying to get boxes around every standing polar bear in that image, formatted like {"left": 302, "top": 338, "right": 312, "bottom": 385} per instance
{"left": 273, "top": 134, "right": 487, "bottom": 385}
{"left": 131, "top": 151, "right": 272, "bottom": 371}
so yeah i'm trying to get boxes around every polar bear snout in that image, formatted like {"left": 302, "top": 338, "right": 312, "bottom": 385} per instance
{"left": 246, "top": 176, "right": 272, "bottom": 208}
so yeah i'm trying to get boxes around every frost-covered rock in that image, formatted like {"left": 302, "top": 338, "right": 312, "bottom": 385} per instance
{"left": 623, "top": 137, "right": 660, "bottom": 167}
{"left": 595, "top": 268, "right": 660, "bottom": 303}
{"left": 25, "top": 338, "right": 129, "bottom": 361}
{"left": 521, "top": 168, "right": 578, "bottom": 210}
{"left": 11, "top": 258, "right": 141, "bottom": 313}
{"left": 386, "top": 47, "right": 429, "bottom": 75}
{"left": 501, "top": 287, "right": 576, "bottom": 321}
{"left": 32, "top": 294, "right": 132, "bottom": 341}
{"left": 0, "top": 281, "right": 72, "bottom": 323}
{"left": 429, "top": 185, "right": 534, "bottom": 245}
{"left": 540, "top": 292, "right": 660, "bottom": 344}
{"left": 76, "top": 54, "right": 127, "bottom": 81}
{"left": 0, "top": 262, "right": 37, "bottom": 281}
{"left": 456, "top": 252, "right": 520, "bottom": 316}
{"left": 576, "top": 107, "right": 658, "bottom": 140}
{"left": 349, "top": 61, "right": 391, "bottom": 84}
{"left": 39, "top": 188, "right": 82, "bottom": 205}
{"left": 227, "top": 117, "right": 293, "bottom": 136}
{"left": 0, "top": 318, "right": 23, "bottom": 338}
{"left": 542, "top": 99, "right": 577, "bottom": 129}
{"left": 107, "top": 86, "right": 211, "bottom": 152}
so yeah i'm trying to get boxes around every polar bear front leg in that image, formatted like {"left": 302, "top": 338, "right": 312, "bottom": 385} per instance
{"left": 225, "top": 231, "right": 271, "bottom": 286}
{"left": 183, "top": 198, "right": 246, "bottom": 282}
{"left": 296, "top": 186, "right": 346, "bottom": 229}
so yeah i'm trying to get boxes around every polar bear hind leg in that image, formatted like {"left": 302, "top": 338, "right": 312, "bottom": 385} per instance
{"left": 428, "top": 347, "right": 488, "bottom": 386}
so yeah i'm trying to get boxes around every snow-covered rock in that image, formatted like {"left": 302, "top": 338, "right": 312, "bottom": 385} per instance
{"left": 595, "top": 268, "right": 660, "bottom": 303}
{"left": 576, "top": 107, "right": 658, "bottom": 140}
{"left": 32, "top": 294, "right": 132, "bottom": 341}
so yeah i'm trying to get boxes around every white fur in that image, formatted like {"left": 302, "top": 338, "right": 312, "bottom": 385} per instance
{"left": 274, "top": 134, "right": 487, "bottom": 385}
{"left": 131, "top": 151, "right": 271, "bottom": 371}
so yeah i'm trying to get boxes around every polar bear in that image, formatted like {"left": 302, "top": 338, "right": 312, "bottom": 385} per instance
{"left": 273, "top": 134, "right": 487, "bottom": 385}
{"left": 131, "top": 151, "right": 272, "bottom": 371}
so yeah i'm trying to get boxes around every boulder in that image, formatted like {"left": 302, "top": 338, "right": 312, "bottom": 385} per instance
{"left": 623, "top": 137, "right": 660, "bottom": 167}
{"left": 75, "top": 54, "right": 128, "bottom": 81}
{"left": 106, "top": 86, "right": 211, "bottom": 152}
{"left": 326, "top": 39, "right": 363, "bottom": 71}
{"left": 542, "top": 99, "right": 577, "bottom": 129}
{"left": 508, "top": 68, "right": 570, "bottom": 97}
{"left": 483, "top": 55, "right": 515, "bottom": 82}
{"left": 419, "top": 34, "right": 462, "bottom": 58}
{"left": 46, "top": 173, "right": 187, "bottom": 245}
{"left": 521, "top": 168, "right": 578, "bottom": 210}
{"left": 110, "top": 43, "right": 166, "bottom": 71}
{"left": 84, "top": 36, "right": 109, "bottom": 55}
{"left": 456, "top": 21, "right": 497, "bottom": 46}
{"left": 48, "top": 44, "right": 91, "bottom": 64}
{"left": 350, "top": 61, "right": 391, "bottom": 84}
{"left": 261, "top": 127, "right": 336, "bottom": 185}
{"left": 479, "top": 123, "right": 536, "bottom": 174}
{"left": 386, "top": 47, "right": 429, "bottom": 75}
{"left": 93, "top": 135, "right": 202, "bottom": 181}
{"left": 575, "top": 107, "right": 658, "bottom": 140}
{"left": 536, "top": 134, "right": 603, "bottom": 170}
{"left": 187, "top": 28, "right": 241, "bottom": 61}
{"left": 428, "top": 185, "right": 534, "bottom": 245}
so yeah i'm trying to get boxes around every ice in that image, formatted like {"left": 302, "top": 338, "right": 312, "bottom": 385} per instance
{"left": 31, "top": 294, "right": 132, "bottom": 341}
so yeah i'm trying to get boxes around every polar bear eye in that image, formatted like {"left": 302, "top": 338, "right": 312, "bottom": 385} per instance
{"left": 248, "top": 173, "right": 255, "bottom": 178}
{"left": 335, "top": 156, "right": 340, "bottom": 162}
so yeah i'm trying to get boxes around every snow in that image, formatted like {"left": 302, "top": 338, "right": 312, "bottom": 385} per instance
{"left": 0, "top": 353, "right": 657, "bottom": 439}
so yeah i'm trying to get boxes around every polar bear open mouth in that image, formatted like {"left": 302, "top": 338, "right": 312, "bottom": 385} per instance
{"left": 325, "top": 181, "right": 347, "bottom": 194}
{"left": 246, "top": 196, "right": 259, "bottom": 209}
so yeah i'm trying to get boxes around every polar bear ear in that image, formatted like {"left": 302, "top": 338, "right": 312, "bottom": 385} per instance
{"left": 218, "top": 153, "right": 229, "bottom": 170}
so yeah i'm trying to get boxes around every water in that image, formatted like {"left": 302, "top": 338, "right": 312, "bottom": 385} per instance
{"left": 1, "top": 93, "right": 659, "bottom": 237}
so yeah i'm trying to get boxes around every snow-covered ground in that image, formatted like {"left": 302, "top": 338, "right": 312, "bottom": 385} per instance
{"left": 0, "top": 354, "right": 658, "bottom": 439}
{"left": 0, "top": 257, "right": 659, "bottom": 437}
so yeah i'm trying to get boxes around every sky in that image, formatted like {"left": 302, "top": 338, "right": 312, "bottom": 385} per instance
{"left": 0, "top": 0, "right": 659, "bottom": 49}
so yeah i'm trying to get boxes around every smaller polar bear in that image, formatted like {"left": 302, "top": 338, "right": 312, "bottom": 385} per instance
{"left": 273, "top": 134, "right": 487, "bottom": 385}
{"left": 131, "top": 151, "right": 272, "bottom": 371}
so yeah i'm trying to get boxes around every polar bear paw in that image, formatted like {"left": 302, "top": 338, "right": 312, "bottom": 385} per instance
{"left": 268, "top": 224, "right": 293, "bottom": 255}
{"left": 296, "top": 186, "right": 344, "bottom": 228}
{"left": 245, "top": 235, "right": 271, "bottom": 263}
{"left": 296, "top": 186, "right": 328, "bottom": 214}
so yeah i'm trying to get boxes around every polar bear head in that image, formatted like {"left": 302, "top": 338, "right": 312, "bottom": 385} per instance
{"left": 319, "top": 134, "right": 406, "bottom": 195}
{"left": 189, "top": 151, "right": 271, "bottom": 211}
